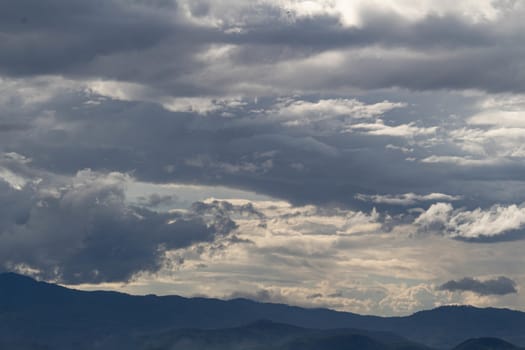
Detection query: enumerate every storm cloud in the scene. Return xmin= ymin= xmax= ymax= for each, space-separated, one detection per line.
xmin=1 ymin=0 xmax=525 ymax=94
xmin=0 ymin=170 xmax=236 ymax=284
xmin=1 ymin=1 xmax=525 ymax=210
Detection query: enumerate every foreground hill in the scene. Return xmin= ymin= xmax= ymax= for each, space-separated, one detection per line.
xmin=138 ymin=321 xmax=432 ymax=350
xmin=452 ymin=338 xmax=523 ymax=350
xmin=1 ymin=273 xmax=525 ymax=349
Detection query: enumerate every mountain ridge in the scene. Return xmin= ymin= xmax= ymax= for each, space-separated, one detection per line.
xmin=1 ymin=272 xmax=525 ymax=349
xmin=0 ymin=272 xmax=513 ymax=317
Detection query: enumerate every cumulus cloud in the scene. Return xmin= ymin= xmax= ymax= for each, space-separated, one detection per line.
xmin=438 ymin=276 xmax=518 ymax=296
xmin=272 ymin=98 xmax=406 ymax=126
xmin=415 ymin=203 xmax=525 ymax=241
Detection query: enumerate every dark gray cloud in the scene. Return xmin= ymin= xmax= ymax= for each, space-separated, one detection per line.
xmin=191 ymin=200 xmax=265 ymax=220
xmin=0 ymin=0 xmax=176 ymax=75
xmin=0 ymin=0 xmax=524 ymax=94
xmin=0 ymin=123 xmax=30 ymax=132
xmin=228 ymin=12 xmax=493 ymax=55
xmin=0 ymin=87 xmax=521 ymax=216
xmin=0 ymin=0 xmax=521 ymax=215
xmin=0 ymin=0 xmax=223 ymax=98
xmin=0 ymin=3 xmax=524 ymax=220
xmin=0 ymin=172 xmax=236 ymax=284
xmin=438 ymin=277 xmax=518 ymax=296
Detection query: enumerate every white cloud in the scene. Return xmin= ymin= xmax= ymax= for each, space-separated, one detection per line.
xmin=386 ymin=144 xmax=414 ymax=153
xmin=163 ymin=97 xmax=246 ymax=115
xmin=0 ymin=76 xmax=76 ymax=107
xmin=87 ymin=79 xmax=245 ymax=115
xmin=438 ymin=127 xmax=525 ymax=161
xmin=468 ymin=111 xmax=525 ymax=128
xmin=0 ymin=167 xmax=27 ymax=190
xmin=348 ymin=120 xmax=437 ymax=137
xmin=377 ymin=283 xmax=449 ymax=315
xmin=416 ymin=202 xmax=525 ymax=239
xmin=273 ymin=98 xmax=406 ymax=126
xmin=0 ymin=152 xmax=35 ymax=190
xmin=1 ymin=152 xmax=32 ymax=164
xmin=420 ymin=155 xmax=504 ymax=166
xmin=414 ymin=202 xmax=454 ymax=231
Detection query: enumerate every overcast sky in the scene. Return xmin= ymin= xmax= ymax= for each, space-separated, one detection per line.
xmin=1 ymin=0 xmax=525 ymax=316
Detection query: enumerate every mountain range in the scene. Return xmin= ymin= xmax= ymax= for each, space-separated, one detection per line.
xmin=1 ymin=272 xmax=524 ymax=350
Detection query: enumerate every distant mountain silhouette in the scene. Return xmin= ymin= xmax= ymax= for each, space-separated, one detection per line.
xmin=1 ymin=273 xmax=525 ymax=349
xmin=453 ymin=337 xmax=522 ymax=350
xmin=137 ymin=320 xmax=431 ymax=350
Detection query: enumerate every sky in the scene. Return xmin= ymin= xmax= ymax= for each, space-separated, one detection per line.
xmin=1 ymin=0 xmax=525 ymax=316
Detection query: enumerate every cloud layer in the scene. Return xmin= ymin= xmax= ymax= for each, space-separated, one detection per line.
xmin=0 ymin=0 xmax=524 ymax=315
